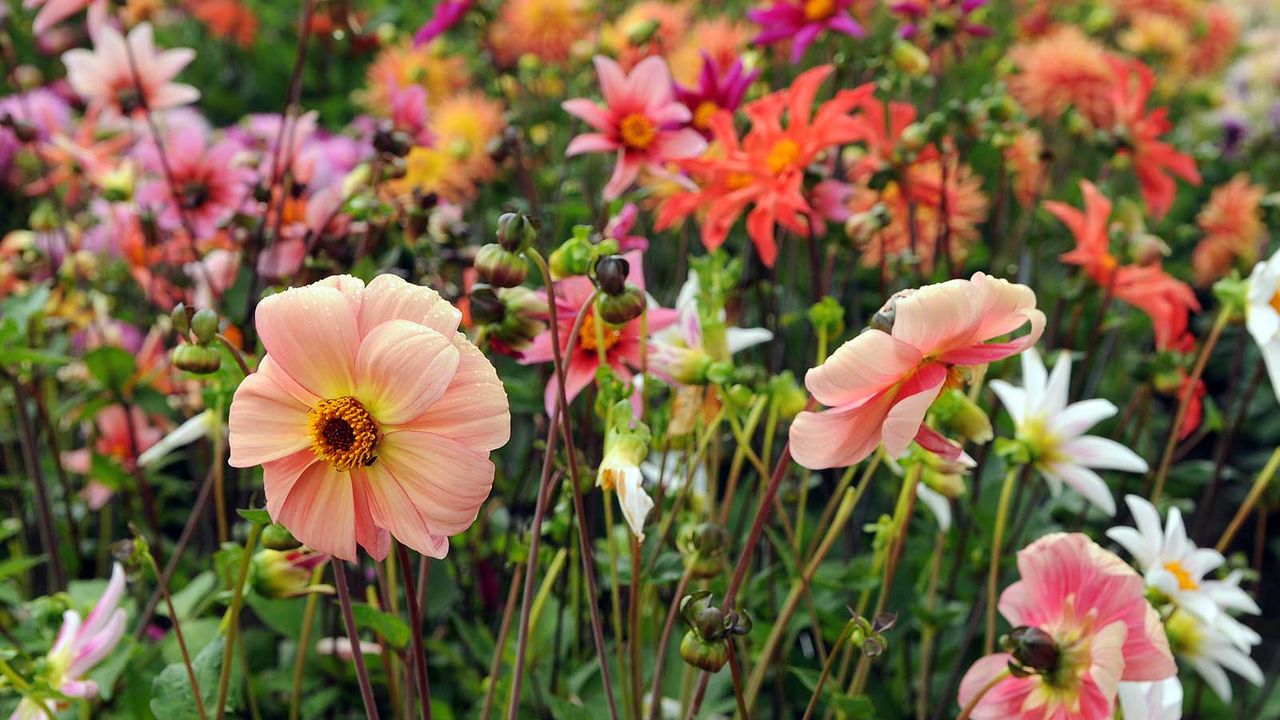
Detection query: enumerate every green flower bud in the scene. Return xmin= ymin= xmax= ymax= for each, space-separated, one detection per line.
xmin=808 ymin=296 xmax=845 ymax=339
xmin=171 ymin=303 xmax=191 ymax=334
xmin=548 ymin=226 xmax=595 ymax=279
xmin=172 ymin=344 xmax=222 ymax=374
xmin=677 ymin=523 xmax=729 ymax=579
xmin=890 ymin=40 xmax=930 ymax=77
xmin=900 ymin=122 xmax=929 ymax=152
xmin=496 ymin=212 xmax=537 ymax=253
xmin=190 ymin=308 xmax=220 ymax=345
xmin=261 ymin=523 xmax=300 ymax=551
xmin=597 ymin=286 xmax=646 ymax=324
xmin=475 ymin=243 xmax=529 ymax=288
xmin=767 ymin=371 xmax=808 ymax=420
xmin=680 ymin=631 xmax=728 ymax=672
xmin=250 ymin=549 xmax=328 ymax=599
xmin=930 ymin=388 xmax=993 ymax=444
xmin=468 ymin=284 xmax=506 ymax=325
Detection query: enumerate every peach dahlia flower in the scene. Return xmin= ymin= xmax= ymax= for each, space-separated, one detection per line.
xmin=228 ymin=274 xmax=510 ymax=562
xmin=790 ymin=273 xmax=1043 ymax=469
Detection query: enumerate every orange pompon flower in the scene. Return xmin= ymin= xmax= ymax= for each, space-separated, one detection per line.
xmin=1106 ymin=56 xmax=1201 ymax=219
xmin=1193 ymin=174 xmax=1267 ymax=286
xmin=599 ymin=1 xmax=692 ymax=71
xmin=184 ymin=0 xmax=258 ymax=48
xmin=1004 ymin=128 xmax=1049 ymax=207
xmin=1007 ymin=26 xmax=1115 ymax=126
xmin=488 ymin=0 xmax=595 ymax=67
xmin=667 ymin=18 xmax=753 ymax=87
xmin=361 ymin=41 xmax=470 ymax=114
xmin=228 ymin=274 xmax=511 ymax=561
xmin=656 ymin=65 xmax=873 ymax=267
xmin=1045 ymin=181 xmax=1200 ymax=350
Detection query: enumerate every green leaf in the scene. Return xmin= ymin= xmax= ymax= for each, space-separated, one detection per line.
xmin=84 ymin=347 xmax=136 ymax=394
xmin=165 ymin=572 xmax=218 ymax=620
xmin=236 ymin=508 xmax=271 ymax=525
xmin=0 ymin=554 xmax=45 ymax=581
xmin=829 ymin=695 xmax=876 ymax=719
xmin=350 ymin=603 xmax=411 ymax=651
xmin=1 ymin=348 xmax=71 ymax=367
xmin=545 ymin=696 xmax=593 ymax=720
xmin=150 ymin=636 xmax=239 ymax=720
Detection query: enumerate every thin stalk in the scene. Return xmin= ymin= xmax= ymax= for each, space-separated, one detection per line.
xmin=915 ymin=531 xmax=946 ymax=720
xmin=985 ymin=465 xmax=1021 ymax=655
xmin=646 ymin=565 xmax=693 ymax=720
xmin=332 ymin=558 xmax=382 ymax=720
xmin=215 ymin=523 xmax=261 ymax=720
xmin=602 ymin=494 xmax=633 ymax=718
xmin=144 ymin=542 xmax=207 ymax=720
xmin=725 ymin=640 xmax=750 ymax=720
xmin=1216 ymin=447 xmax=1280 ymax=553
xmin=7 ymin=378 xmax=64 ymax=590
xmin=288 ymin=565 xmax=326 ymax=720
xmin=479 ymin=563 xmax=524 ymax=720
xmin=800 ymin=620 xmax=858 ymax=720
xmin=1150 ymin=309 xmax=1229 ymax=502
xmin=0 ymin=657 xmax=58 ymax=720
xmin=629 ymin=536 xmax=643 ymax=720
xmin=396 ymin=544 xmax=432 ymax=720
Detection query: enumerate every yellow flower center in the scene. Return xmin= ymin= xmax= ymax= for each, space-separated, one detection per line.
xmin=1269 ymin=290 xmax=1280 ymax=315
xmin=766 ymin=138 xmax=801 ymax=174
xmin=619 ymin=113 xmax=657 ymax=150
xmin=1163 ymin=560 xmax=1199 ymax=591
xmin=579 ymin=312 xmax=622 ymax=352
xmin=308 ymin=397 xmax=379 ymax=471
xmin=693 ymin=100 xmax=720 ymax=130
xmin=727 ymin=172 xmax=755 ymax=190
xmin=803 ymin=0 xmax=837 ymax=21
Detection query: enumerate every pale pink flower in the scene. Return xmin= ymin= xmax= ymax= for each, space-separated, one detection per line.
xmin=958 ymin=533 xmax=1177 ymax=720
xmin=790 ymin=273 xmax=1044 ymax=469
xmin=22 ymin=0 xmax=107 ymax=37
xmin=518 ymin=251 xmax=678 ymax=415
xmin=228 ymin=274 xmax=510 ymax=562
xmin=61 ymin=23 xmax=199 ymax=119
xmin=11 ymin=563 xmax=127 ymax=719
xmin=562 ymin=55 xmax=707 ymax=200
xmin=135 ymin=126 xmax=252 ymax=237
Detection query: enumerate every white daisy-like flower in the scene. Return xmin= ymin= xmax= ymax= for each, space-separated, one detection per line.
xmin=1107 ymin=495 xmax=1261 ymax=625
xmin=647 ymin=271 xmax=772 ymax=385
xmin=1166 ymin=609 xmax=1264 ymax=701
xmin=1245 ymin=247 xmax=1280 ymax=403
xmin=989 ymin=347 xmax=1148 ymax=515
xmin=1118 ymin=678 xmax=1183 ymax=720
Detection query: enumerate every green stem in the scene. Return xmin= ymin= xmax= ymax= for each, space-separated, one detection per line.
xmin=985 ymin=465 xmax=1020 ymax=656
xmin=215 ymin=522 xmax=261 ymax=720
xmin=1216 ymin=446 xmax=1280 ymax=552
xmin=288 ymin=565 xmax=326 ymax=720
xmin=144 ymin=545 xmax=207 ymax=720
xmin=0 ymin=658 xmax=58 ymax=720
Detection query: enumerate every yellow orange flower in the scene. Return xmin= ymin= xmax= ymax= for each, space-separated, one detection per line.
xmin=397 ymin=93 xmax=506 ymax=202
xmin=1004 ymin=128 xmax=1048 ymax=208
xmin=599 ymin=1 xmax=692 ymax=71
xmin=1193 ymin=174 xmax=1267 ymax=285
xmin=1007 ymin=26 xmax=1115 ymax=126
xmin=667 ymin=18 xmax=753 ymax=86
xmin=361 ymin=41 xmax=470 ymax=113
xmin=489 ymin=0 xmax=595 ymax=67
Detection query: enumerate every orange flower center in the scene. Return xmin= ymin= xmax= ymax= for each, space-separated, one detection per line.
xmin=803 ymin=0 xmax=837 ymax=21
xmin=766 ymin=138 xmax=801 ymax=174
xmin=579 ymin=313 xmax=622 ymax=352
xmin=309 ymin=396 xmax=379 ymax=471
xmin=619 ymin=113 xmax=657 ymax=150
xmin=727 ymin=172 xmax=755 ymax=190
xmin=1163 ymin=561 xmax=1199 ymax=591
xmin=1270 ymin=290 xmax=1280 ymax=316
xmin=693 ymin=100 xmax=720 ymax=130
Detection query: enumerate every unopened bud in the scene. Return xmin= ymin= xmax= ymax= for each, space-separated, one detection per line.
xmin=171 ymin=303 xmax=191 ymax=334
xmin=1005 ymin=626 xmax=1060 ymax=674
xmin=495 ymin=211 xmax=536 ymax=252
xmin=594 ymin=255 xmax=630 ymax=296
xmin=890 ymin=40 xmax=930 ymax=77
xmin=190 ymin=308 xmax=219 ymax=345
xmin=171 ymin=344 xmax=222 ymax=374
xmin=261 ymin=523 xmax=300 ymax=551
xmin=597 ymin=286 xmax=646 ymax=324
xmin=680 ymin=631 xmax=728 ymax=672
xmin=474 ymin=243 xmax=529 ymax=287
xmin=931 ymin=389 xmax=993 ymax=444
xmin=468 ymin=284 xmax=506 ymax=325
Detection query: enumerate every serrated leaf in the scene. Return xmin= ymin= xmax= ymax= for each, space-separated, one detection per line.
xmin=150 ymin=636 xmax=239 ymax=719
xmin=350 ymin=603 xmax=410 ymax=651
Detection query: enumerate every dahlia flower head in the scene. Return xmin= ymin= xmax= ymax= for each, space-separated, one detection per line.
xmin=228 ymin=274 xmax=511 ymax=562
xmin=959 ymin=533 xmax=1176 ymax=720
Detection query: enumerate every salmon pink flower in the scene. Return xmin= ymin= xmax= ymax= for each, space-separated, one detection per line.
xmin=657 ymin=65 xmax=872 ymax=267
xmin=1045 ymin=181 xmax=1200 ymax=350
xmin=11 ymin=563 xmax=128 ymax=719
xmin=228 ymin=274 xmax=511 ymax=562
xmin=958 ymin=533 xmax=1177 ymax=720
xmin=61 ymin=23 xmax=200 ymax=119
xmin=790 ymin=272 xmax=1044 ymax=469
xmin=519 ymin=251 xmax=678 ymax=414
xmin=1105 ymin=57 xmax=1201 ymax=219
xmin=562 ymin=55 xmax=707 ymax=200
xmin=134 ymin=126 xmax=252 ymax=237
xmin=62 ymin=405 xmax=162 ymax=510
xmin=747 ymin=0 xmax=864 ymax=64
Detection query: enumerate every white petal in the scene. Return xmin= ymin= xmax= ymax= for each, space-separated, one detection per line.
xmin=1124 ymin=494 xmax=1167 ymax=554
xmin=1049 ymin=398 xmax=1117 ymax=438
xmin=916 ymin=484 xmax=951 ymax=532
xmin=1048 ymin=462 xmax=1116 ymax=515
xmin=1106 ymin=526 xmax=1159 ymax=569
xmin=989 ymin=380 xmax=1028 ymax=426
xmin=1041 ymin=350 xmax=1072 ymax=418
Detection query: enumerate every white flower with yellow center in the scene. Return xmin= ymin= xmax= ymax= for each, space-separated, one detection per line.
xmin=1118 ymin=678 xmax=1183 ymax=720
xmin=1165 ymin=608 xmax=1263 ymax=701
xmin=1245 ymin=247 xmax=1280 ymax=403
xmin=989 ymin=348 xmax=1147 ymax=516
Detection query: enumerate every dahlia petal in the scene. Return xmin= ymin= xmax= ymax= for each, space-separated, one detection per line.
xmin=566 ymin=133 xmax=620 ymax=156
xmin=398 ymin=337 xmax=511 ymax=451
xmin=227 ymin=370 xmax=313 ymax=467
xmin=628 ymin=55 xmax=675 ymax=110
xmin=593 ymin=55 xmax=629 ymax=109
xmin=376 ymin=430 xmax=495 ymax=536
xmin=561 ymin=99 xmax=612 ymax=132
xmin=804 ymin=329 xmax=922 ymax=408
xmin=790 ymin=390 xmax=897 ymax=470
xmin=357 ymin=464 xmax=449 ymax=558
xmin=881 ymin=364 xmax=947 ymax=458
xmin=1060 ymin=436 xmax=1148 ymax=473
xmin=351 ymin=471 xmax=390 ymax=560
xmin=544 ymin=354 xmax=598 ymax=417
xmin=988 ymin=380 xmax=1027 ymax=426
xmin=262 ymin=449 xmax=319 ymax=520
xmin=1047 ymin=461 xmax=1117 ymax=516
xmin=653 ymin=129 xmax=708 ymax=160
xmin=256 ymin=285 xmax=360 ymax=399
xmin=1050 ymin=398 xmax=1118 ymax=439
xmin=358 ymin=273 xmax=462 ymax=338
xmin=276 ymin=460 xmax=358 ymax=561
xmin=957 ymin=654 xmax=1031 ymax=719
xmin=355 ymin=320 xmax=459 ymax=426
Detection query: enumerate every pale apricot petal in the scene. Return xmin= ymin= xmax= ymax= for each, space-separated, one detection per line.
xmin=376 ymin=430 xmax=495 ymax=536
xmin=275 ymin=460 xmax=358 ymax=561
xmin=351 ymin=473 xmax=390 ymax=560
xmin=256 ymin=284 xmax=360 ymax=399
xmin=354 ymin=320 xmax=459 ymax=426
xmin=789 ymin=390 xmax=898 ymax=470
xmin=256 ymin=354 xmax=319 ymax=408
xmin=358 ymin=464 xmax=451 ymax=559
xmin=262 ymin=449 xmax=318 ymax=520
xmin=967 ymin=272 xmax=1043 ymax=343
xmin=890 ymin=278 xmax=981 ymax=356
xmin=398 ymin=338 xmax=511 ymax=451
xmin=880 ymin=364 xmax=947 ymax=458
xmin=804 ymin=329 xmax=922 ymax=407
xmin=227 ymin=370 xmax=312 ymax=467
xmin=357 ymin=273 xmax=461 ymax=338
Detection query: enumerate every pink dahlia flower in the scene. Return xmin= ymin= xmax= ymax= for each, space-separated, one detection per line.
xmin=228 ymin=274 xmax=511 ymax=562
xmin=790 ymin=272 xmax=1044 ymax=469
xmin=61 ymin=23 xmax=199 ymax=119
xmin=563 ymin=55 xmax=707 ymax=200
xmin=747 ymin=0 xmax=865 ymax=64
xmin=958 ymin=533 xmax=1177 ymax=720
xmin=134 ymin=126 xmax=252 ymax=237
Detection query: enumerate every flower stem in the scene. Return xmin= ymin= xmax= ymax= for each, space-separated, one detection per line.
xmin=215 ymin=522 xmax=260 ymax=720
xmin=799 ymin=618 xmax=859 ymax=720
xmin=144 ymin=543 xmax=207 ymax=720
xmin=985 ymin=465 xmax=1020 ymax=655
xmin=288 ymin=565 xmax=326 ymax=720
xmin=396 ymin=543 xmax=432 ymax=720
xmin=645 ymin=564 xmax=693 ymax=720
xmin=332 ymin=558 xmax=382 ymax=720
xmin=1150 ymin=308 xmax=1230 ymax=502
xmin=479 ymin=563 xmax=523 ymax=720
xmin=1216 ymin=446 xmax=1280 ymax=552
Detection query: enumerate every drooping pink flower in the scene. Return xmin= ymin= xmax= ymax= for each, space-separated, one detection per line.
xmin=412 ymin=0 xmax=474 ymax=46
xmin=789 ymin=273 xmax=1044 ymax=469
xmin=747 ymin=0 xmax=864 ymax=64
xmin=9 ymin=562 xmax=128 ymax=719
xmin=957 ymin=533 xmax=1177 ymax=720
xmin=562 ymin=55 xmax=707 ymax=200
xmin=61 ymin=23 xmax=200 ymax=118
xmin=22 ymin=0 xmax=108 ymax=37
xmin=134 ymin=126 xmax=252 ymax=237
xmin=228 ymin=274 xmax=511 ymax=562
xmin=518 ymin=251 xmax=678 ymax=415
